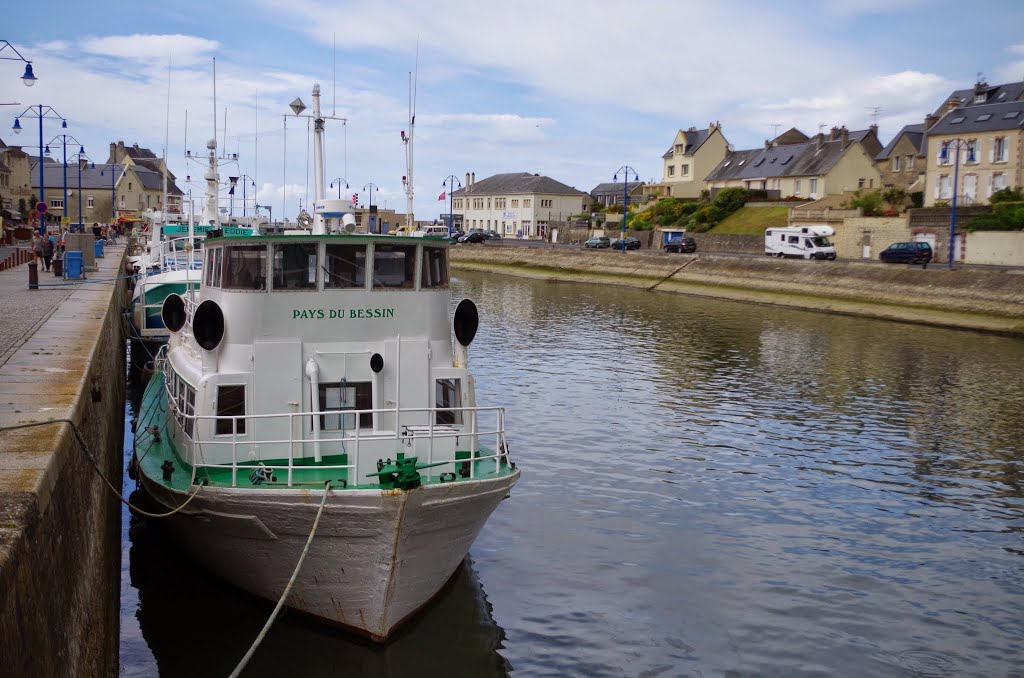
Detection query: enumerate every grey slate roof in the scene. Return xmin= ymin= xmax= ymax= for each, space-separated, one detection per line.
xmin=591 ymin=181 xmax=644 ymax=195
xmin=705 ymin=137 xmax=858 ymax=182
xmin=927 ymin=100 xmax=1024 ymax=136
xmin=934 ymin=80 xmax=1024 ymax=115
xmin=662 ymin=127 xmax=713 ymax=158
xmin=452 ymin=172 xmax=587 ymax=197
xmin=132 ymin=156 xmax=177 ymax=181
xmin=876 ymin=123 xmax=925 ymax=160
xmin=27 ymin=163 xmax=183 ymax=196
xmin=772 ymin=128 xmax=810 ymax=145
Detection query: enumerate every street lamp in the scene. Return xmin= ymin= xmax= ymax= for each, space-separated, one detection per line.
xmin=441 ymin=175 xmax=462 ymax=236
xmin=938 ymin=138 xmax=976 ymax=269
xmin=47 ymin=133 xmax=83 ymax=227
xmin=613 ymin=165 xmax=639 ymax=254
xmin=330 ymin=177 xmax=348 ymax=199
xmin=0 ymin=40 xmax=36 ymax=86
xmin=12 ymin=104 xmax=66 ymax=234
xmin=69 ymin=150 xmax=91 ymax=231
xmin=99 ymin=163 xmax=121 ymax=228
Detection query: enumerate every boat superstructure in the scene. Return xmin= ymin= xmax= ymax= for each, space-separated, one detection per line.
xmin=134 ymin=82 xmax=518 ymax=641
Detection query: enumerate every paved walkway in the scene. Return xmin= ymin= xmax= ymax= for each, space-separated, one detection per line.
xmin=0 ymin=246 xmax=126 ymax=367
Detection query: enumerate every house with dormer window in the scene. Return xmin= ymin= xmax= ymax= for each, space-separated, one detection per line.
xmin=704 ymin=126 xmax=882 ymax=199
xmin=922 ymin=78 xmax=1024 ymax=206
xmin=648 ymin=123 xmax=729 ymax=198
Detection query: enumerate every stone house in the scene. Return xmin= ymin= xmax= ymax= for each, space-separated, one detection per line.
xmin=648 ymin=123 xmax=729 ymax=198
xmin=704 ymin=126 xmax=882 ymax=199
xmin=876 ymin=124 xmax=926 ymax=192
xmin=106 ymin=140 xmax=183 ymax=215
xmin=0 ymin=138 xmax=33 ymax=221
xmin=922 ymin=79 xmax=1024 ymax=206
xmin=451 ymin=172 xmax=592 ymax=239
xmin=590 ymin=181 xmax=645 ymax=208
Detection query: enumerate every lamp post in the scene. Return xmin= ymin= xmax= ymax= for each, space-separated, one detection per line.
xmin=99 ymin=163 xmax=120 ymax=229
xmin=441 ymin=175 xmax=462 ymax=237
xmin=0 ymin=40 xmax=37 ymax=88
xmin=47 ymin=133 xmax=83 ymax=227
xmin=69 ymin=150 xmax=91 ymax=231
xmin=330 ymin=177 xmax=348 ymax=200
xmin=12 ymin=104 xmax=66 ymax=234
xmin=613 ymin=165 xmax=639 ymax=254
xmin=938 ymin=138 xmax=976 ymax=269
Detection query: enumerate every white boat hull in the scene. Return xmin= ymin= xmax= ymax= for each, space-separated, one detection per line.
xmin=139 ymin=468 xmax=518 ymax=640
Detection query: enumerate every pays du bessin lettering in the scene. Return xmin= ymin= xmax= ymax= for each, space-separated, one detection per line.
xmin=292 ymin=308 xmax=396 ymax=320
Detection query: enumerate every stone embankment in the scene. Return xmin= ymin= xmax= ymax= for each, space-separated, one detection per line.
xmin=0 ymin=250 xmax=128 ymax=676
xmin=450 ymin=246 xmax=1024 ymax=336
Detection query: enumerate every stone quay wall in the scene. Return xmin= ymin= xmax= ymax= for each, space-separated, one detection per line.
xmin=0 ymin=249 xmax=129 ymax=676
xmin=450 ymin=245 xmax=1024 ymax=336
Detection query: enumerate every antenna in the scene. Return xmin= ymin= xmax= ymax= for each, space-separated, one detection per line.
xmin=332 ymin=32 xmax=336 ymax=116
xmin=866 ymin=106 xmax=882 ymax=127
xmin=817 ymin=122 xmax=827 ymax=134
xmin=213 ymin=58 xmax=217 ymax=151
xmin=769 ymin=122 xmax=781 ymax=138
xmin=255 ymin=89 xmax=259 ymax=204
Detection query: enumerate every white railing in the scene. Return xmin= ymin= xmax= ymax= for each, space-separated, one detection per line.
xmin=156 ymin=357 xmax=509 ymax=489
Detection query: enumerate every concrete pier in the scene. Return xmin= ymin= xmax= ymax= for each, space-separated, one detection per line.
xmin=0 ymin=246 xmax=129 ymax=676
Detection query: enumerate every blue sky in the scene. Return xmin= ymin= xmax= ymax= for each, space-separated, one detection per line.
xmin=4 ymin=0 xmax=1023 ymax=221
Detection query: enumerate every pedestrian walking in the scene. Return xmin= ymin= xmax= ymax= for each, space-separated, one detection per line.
xmin=92 ymin=222 xmax=102 ymax=240
xmin=31 ymin=232 xmax=44 ymax=265
xmin=42 ymin=235 xmax=54 ymax=271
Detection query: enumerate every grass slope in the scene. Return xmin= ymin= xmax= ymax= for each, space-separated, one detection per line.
xmin=710 ymin=205 xmax=790 ymax=235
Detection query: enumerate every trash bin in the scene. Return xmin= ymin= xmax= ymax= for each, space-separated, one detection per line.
xmin=65 ymin=251 xmax=84 ymax=279
xmin=52 ymin=257 xmax=63 ymax=277
xmin=94 ymin=239 xmax=104 ymax=259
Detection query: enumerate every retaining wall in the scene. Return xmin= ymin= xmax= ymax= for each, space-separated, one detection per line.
xmin=450 ymin=246 xmax=1024 ymax=335
xmin=0 ymin=250 xmax=128 ymax=676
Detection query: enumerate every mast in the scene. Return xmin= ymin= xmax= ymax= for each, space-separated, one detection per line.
xmin=403 ymin=69 xmax=416 ymax=231
xmin=201 ymin=58 xmax=221 ymax=226
xmin=311 ymin=84 xmax=326 ymax=235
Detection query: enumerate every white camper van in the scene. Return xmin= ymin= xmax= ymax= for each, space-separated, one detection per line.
xmin=765 ymin=225 xmax=837 ymax=260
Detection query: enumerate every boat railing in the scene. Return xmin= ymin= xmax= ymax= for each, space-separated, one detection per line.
xmin=156 ymin=361 xmax=508 ymax=488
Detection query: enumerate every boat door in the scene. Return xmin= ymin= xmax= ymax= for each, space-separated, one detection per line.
xmin=253 ymin=341 xmax=303 ymax=460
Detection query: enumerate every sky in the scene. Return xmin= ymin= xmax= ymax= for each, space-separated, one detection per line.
xmin=3 ymin=0 xmax=1024 ymax=222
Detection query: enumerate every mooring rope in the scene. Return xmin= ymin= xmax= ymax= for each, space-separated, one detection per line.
xmin=228 ymin=480 xmax=332 ymax=678
xmin=0 ymin=418 xmax=204 ymax=518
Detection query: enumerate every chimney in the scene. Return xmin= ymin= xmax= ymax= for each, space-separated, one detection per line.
xmin=687 ymin=126 xmax=696 ymax=132
xmin=946 ymin=97 xmax=959 ymax=113
xmin=765 ymin=139 xmax=772 ymax=149
xmin=869 ymin=123 xmax=878 ymax=136
xmin=471 ymin=172 xmax=475 ymax=187
xmin=109 ymin=142 xmax=116 ymax=158
xmin=924 ymin=113 xmax=939 ymax=131
xmin=829 ymin=126 xmax=840 ymax=141
xmin=465 ymin=173 xmax=470 ymax=191
xmin=815 ymin=133 xmax=825 ymax=150
xmin=840 ymin=127 xmax=849 ymax=146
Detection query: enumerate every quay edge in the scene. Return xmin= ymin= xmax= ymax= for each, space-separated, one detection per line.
xmin=449 ymin=246 xmax=1024 ymax=337
xmin=0 ymin=249 xmax=129 ymax=676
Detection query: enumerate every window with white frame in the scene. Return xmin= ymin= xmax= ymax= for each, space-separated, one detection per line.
xmin=993 ymin=137 xmax=1008 ymax=162
xmin=938 ymin=174 xmax=952 ymax=199
xmin=892 ymin=156 xmax=901 ymax=172
xmin=50 ymin=199 xmax=64 ymax=209
xmin=87 ymin=195 xmax=94 ymax=208
xmin=991 ymin=172 xmax=1006 ymax=195
xmin=966 ymin=139 xmax=979 ymax=163
xmin=682 ymin=164 xmax=690 ymax=176
xmin=667 ymin=165 xmax=675 ymax=177
xmin=511 ymin=199 xmax=519 ymax=208
xmin=794 ymin=179 xmax=802 ymax=195
xmin=523 ymin=199 xmax=531 ymax=208
xmin=939 ymin=141 xmax=951 ymax=165
xmin=906 ymin=155 xmax=915 ymax=170
xmin=541 ymin=199 xmax=552 ymax=208
xmin=809 ymin=178 xmax=818 ymax=197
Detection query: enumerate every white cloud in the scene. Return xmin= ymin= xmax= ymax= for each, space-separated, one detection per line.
xmin=80 ymin=34 xmax=220 ymax=64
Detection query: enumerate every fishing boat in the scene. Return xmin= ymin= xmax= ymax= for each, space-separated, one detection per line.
xmin=133 ymin=84 xmax=519 ymax=641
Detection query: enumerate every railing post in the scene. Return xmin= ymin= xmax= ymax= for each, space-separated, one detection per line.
xmin=231 ymin=421 xmax=238 ymax=487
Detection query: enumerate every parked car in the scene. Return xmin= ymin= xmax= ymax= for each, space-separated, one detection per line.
xmin=611 ymin=237 xmax=641 ymax=250
xmin=879 ymin=241 xmax=932 ymax=264
xmin=448 ymin=230 xmax=466 ymax=243
xmin=585 ymin=236 xmax=611 ymax=249
xmin=458 ymin=231 xmax=488 ymax=244
xmin=486 ymin=230 xmax=502 ymax=240
xmin=663 ymin=236 xmax=697 ymax=253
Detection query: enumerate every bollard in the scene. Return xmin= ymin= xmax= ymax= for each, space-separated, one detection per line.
xmin=28 ymin=261 xmax=38 ymax=290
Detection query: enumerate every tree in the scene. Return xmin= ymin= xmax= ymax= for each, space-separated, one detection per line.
xmin=990 ymin=187 xmax=1024 ymax=203
xmin=844 ymin=189 xmax=884 ymax=216
xmin=881 ymin=188 xmax=908 ymax=212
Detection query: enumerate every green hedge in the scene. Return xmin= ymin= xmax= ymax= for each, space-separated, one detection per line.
xmin=965 ymin=202 xmax=1024 ymax=232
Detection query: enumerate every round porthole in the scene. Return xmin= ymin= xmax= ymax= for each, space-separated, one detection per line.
xmin=192 ymin=300 xmax=225 ymax=351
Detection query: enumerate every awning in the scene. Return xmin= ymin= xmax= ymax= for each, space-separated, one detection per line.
xmin=1 ymin=209 xmax=21 ymax=219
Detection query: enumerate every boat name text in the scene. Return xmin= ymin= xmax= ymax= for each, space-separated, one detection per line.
xmin=292 ymin=308 xmax=396 ymax=320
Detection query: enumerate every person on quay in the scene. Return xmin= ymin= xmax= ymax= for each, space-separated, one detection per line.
xmin=42 ymin=233 xmax=54 ymax=272
xmin=92 ymin=222 xmax=102 ymax=240
xmin=31 ymin=231 xmax=44 ymax=266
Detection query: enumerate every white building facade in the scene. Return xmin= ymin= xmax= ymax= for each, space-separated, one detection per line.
xmin=451 ymin=172 xmax=591 ymax=239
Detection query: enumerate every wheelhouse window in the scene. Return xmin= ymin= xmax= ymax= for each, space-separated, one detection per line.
xmin=421 ymin=247 xmax=448 ymax=289
xmin=319 ymin=382 xmax=372 ymax=430
xmin=435 ymin=378 xmax=463 ymax=425
xmin=216 ymin=385 xmax=246 ymax=435
xmin=273 ymin=242 xmax=317 ymax=290
xmin=372 ymin=244 xmax=416 ymax=289
xmin=324 ymin=243 xmax=367 ymax=288
xmin=205 ymin=247 xmax=221 ymax=287
xmin=223 ymin=245 xmax=267 ymax=290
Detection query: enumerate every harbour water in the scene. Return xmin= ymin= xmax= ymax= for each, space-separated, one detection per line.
xmin=119 ymin=270 xmax=1024 ymax=676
